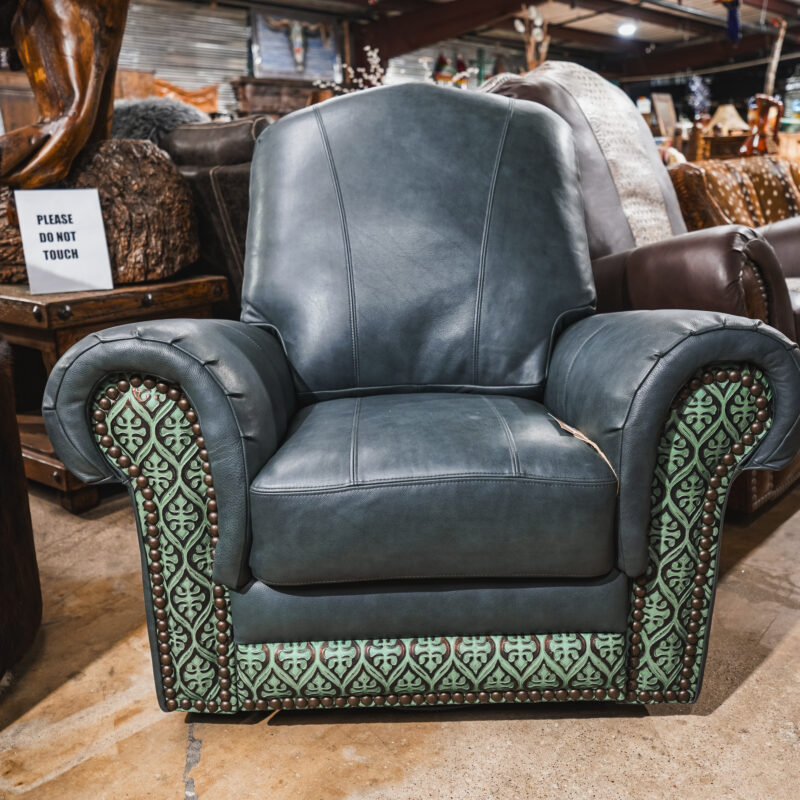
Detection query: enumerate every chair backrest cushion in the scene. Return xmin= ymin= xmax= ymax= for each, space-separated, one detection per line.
xmin=486 ymin=62 xmax=687 ymax=259
xmin=241 ymin=83 xmax=595 ymax=401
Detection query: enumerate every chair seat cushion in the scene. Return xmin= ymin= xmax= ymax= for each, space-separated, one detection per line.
xmin=249 ymin=393 xmax=618 ymax=585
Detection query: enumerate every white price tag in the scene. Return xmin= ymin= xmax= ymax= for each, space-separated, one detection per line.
xmin=14 ymin=188 xmax=113 ymax=295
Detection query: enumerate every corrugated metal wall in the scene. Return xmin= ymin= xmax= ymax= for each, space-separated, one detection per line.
xmin=118 ymin=0 xmax=250 ymax=113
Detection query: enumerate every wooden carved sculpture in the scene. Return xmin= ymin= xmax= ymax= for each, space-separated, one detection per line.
xmin=740 ymin=17 xmax=787 ymax=156
xmin=0 ymin=0 xmax=130 ymax=189
xmin=0 ymin=0 xmax=199 ymax=285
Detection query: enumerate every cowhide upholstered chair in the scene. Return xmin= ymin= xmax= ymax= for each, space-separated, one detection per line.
xmin=43 ymin=84 xmax=800 ymax=715
xmin=487 ymin=62 xmax=800 ymax=512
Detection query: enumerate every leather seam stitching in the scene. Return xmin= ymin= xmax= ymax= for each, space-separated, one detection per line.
xmin=259 ymin=569 xmax=614 ymax=585
xmin=350 ymin=397 xmax=360 ymax=485
xmin=297 ymin=381 xmax=546 ymax=398
xmin=480 ymin=395 xmax=519 ymax=475
xmin=472 ymin=98 xmax=514 ymax=385
xmin=314 ymin=106 xmax=360 ymax=385
xmin=251 ymin=475 xmax=619 ymax=494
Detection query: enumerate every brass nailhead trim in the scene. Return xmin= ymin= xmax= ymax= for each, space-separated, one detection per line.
xmin=629 ymin=367 xmax=770 ymax=703
xmin=242 ymin=685 xmax=620 ymax=710
xmin=94 ymin=375 xmax=231 ymax=713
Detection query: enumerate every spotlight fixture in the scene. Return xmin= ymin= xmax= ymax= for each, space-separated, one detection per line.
xmin=617 ymin=21 xmax=637 ymax=37
xmin=513 ymin=17 xmax=526 ymax=33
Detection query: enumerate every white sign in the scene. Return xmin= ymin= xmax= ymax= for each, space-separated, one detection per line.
xmin=15 ymin=188 xmax=113 ymax=295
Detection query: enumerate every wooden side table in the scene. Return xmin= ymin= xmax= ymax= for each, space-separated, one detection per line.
xmin=0 ymin=275 xmax=229 ymax=512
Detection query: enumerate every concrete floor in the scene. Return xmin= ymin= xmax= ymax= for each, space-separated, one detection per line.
xmin=1 ymin=482 xmax=800 ymax=800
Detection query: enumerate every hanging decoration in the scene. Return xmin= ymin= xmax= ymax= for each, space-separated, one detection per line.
xmin=516 ymin=5 xmax=550 ymax=71
xmin=267 ymin=17 xmax=332 ymax=73
xmin=715 ymin=0 xmax=742 ymax=43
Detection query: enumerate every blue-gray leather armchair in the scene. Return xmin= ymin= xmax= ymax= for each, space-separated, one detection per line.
xmin=43 ymin=84 xmax=800 ymax=714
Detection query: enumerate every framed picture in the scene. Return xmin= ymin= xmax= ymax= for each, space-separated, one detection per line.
xmin=652 ymin=92 xmax=677 ymax=138
xmin=251 ymin=8 xmax=341 ymax=81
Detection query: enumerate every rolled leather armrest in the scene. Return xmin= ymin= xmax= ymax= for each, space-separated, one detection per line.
xmin=544 ymin=309 xmax=800 ymax=576
xmin=161 ymin=116 xmax=271 ymax=167
xmin=43 ymin=318 xmax=296 ymax=588
xmin=758 ymin=217 xmax=800 ymax=280
xmin=592 ymin=226 xmax=796 ymax=340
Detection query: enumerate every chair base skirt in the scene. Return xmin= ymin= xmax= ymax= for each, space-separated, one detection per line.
xmin=233 ymin=632 xmax=628 ymax=711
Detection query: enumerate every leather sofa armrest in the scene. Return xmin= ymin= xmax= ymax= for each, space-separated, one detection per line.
xmin=544 ymin=310 xmax=800 ymax=576
xmin=43 ymin=318 xmax=296 ymax=588
xmin=592 ymin=226 xmax=796 ymax=340
xmin=758 ymin=217 xmax=800 ymax=280
xmin=161 ymin=116 xmax=272 ymax=167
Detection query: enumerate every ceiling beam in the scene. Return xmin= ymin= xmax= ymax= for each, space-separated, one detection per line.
xmin=741 ymin=0 xmax=800 ymax=18
xmin=355 ymin=0 xmax=524 ymax=60
xmin=552 ymin=0 xmax=724 ymax=37
xmin=487 ymin=18 xmax=645 ymax=53
xmin=342 ymin=0 xmax=432 ymax=13
xmin=640 ymin=0 xmax=762 ymax=30
xmin=617 ymin=30 xmax=779 ymax=76
xmin=549 ymin=23 xmax=647 ymax=51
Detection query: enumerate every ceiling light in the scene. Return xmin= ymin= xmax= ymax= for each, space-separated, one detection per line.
xmin=513 ymin=18 xmax=526 ymax=34
xmin=617 ymin=21 xmax=637 ymax=37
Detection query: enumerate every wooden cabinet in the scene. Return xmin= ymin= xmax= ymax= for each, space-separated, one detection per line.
xmin=231 ymin=76 xmax=317 ymax=117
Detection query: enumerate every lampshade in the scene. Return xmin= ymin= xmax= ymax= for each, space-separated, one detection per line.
xmin=709 ymin=104 xmax=749 ymax=135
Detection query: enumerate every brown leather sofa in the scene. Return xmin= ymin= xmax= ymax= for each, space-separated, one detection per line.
xmin=160 ymin=116 xmax=272 ymax=304
xmin=486 ymin=62 xmax=800 ymax=511
xmin=670 ymin=156 xmax=800 ymax=326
